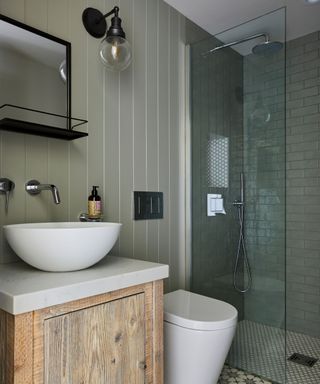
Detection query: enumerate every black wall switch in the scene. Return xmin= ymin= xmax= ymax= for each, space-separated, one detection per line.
xmin=134 ymin=191 xmax=163 ymax=220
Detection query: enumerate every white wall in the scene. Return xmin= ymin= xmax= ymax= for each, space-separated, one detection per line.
xmin=0 ymin=0 xmax=187 ymax=292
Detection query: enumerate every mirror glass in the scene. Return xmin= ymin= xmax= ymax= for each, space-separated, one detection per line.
xmin=0 ymin=14 xmax=70 ymax=130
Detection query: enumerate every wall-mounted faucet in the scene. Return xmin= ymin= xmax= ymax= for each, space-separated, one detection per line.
xmin=25 ymin=180 xmax=61 ymax=204
xmin=0 ymin=178 xmax=15 ymax=212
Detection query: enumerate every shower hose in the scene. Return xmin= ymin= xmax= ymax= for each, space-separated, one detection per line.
xmin=233 ymin=201 xmax=252 ymax=293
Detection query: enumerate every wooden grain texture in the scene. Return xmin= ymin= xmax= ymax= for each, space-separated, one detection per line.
xmin=143 ymin=282 xmax=154 ymax=384
xmin=153 ymin=280 xmax=164 ymax=384
xmin=44 ymin=294 xmax=145 ymax=383
xmin=13 ymin=312 xmax=34 ymax=384
xmin=0 ymin=309 xmax=33 ymax=384
xmin=33 ymin=282 xmax=161 ymax=384
xmin=0 ymin=309 xmax=14 ymax=384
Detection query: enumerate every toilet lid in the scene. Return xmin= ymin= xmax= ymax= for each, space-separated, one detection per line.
xmin=164 ymin=290 xmax=237 ymax=331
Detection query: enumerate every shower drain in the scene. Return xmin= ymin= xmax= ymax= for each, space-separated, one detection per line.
xmin=288 ymin=353 xmax=318 ymax=367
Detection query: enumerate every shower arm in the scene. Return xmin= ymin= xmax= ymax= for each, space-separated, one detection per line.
xmin=202 ymin=32 xmax=269 ymax=57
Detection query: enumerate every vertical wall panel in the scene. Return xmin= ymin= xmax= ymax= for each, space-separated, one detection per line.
xmin=158 ymin=0 xmax=171 ymax=290
xmin=104 ymin=0 xmax=120 ymax=254
xmin=118 ymin=0 xmax=134 ymax=258
xmin=24 ymin=0 xmax=50 ymax=223
xmin=47 ymin=0 xmax=67 ymax=39
xmin=0 ymin=133 xmax=25 ymax=263
xmin=133 ymin=0 xmax=147 ymax=260
xmin=169 ymin=8 xmax=180 ymax=291
xmin=68 ymin=0 xmax=88 ymax=220
xmin=0 ymin=0 xmax=24 ymax=20
xmin=25 ymin=136 xmax=50 ymax=222
xmin=146 ymin=0 xmax=159 ymax=262
xmin=87 ymin=0 xmax=104 ymax=190
xmin=25 ymin=0 xmax=48 ymax=29
xmin=46 ymin=0 xmax=70 ymax=221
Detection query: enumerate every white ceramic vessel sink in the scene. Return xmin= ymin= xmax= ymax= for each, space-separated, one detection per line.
xmin=4 ymin=222 xmax=122 ymax=272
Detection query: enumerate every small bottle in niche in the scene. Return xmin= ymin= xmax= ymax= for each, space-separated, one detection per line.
xmin=88 ymin=186 xmax=102 ymax=219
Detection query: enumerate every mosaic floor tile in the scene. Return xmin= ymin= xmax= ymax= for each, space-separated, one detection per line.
xmin=218 ymin=365 xmax=273 ymax=384
xmin=226 ymin=320 xmax=320 ymax=384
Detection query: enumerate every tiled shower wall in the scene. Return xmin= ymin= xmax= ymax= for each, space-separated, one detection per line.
xmin=190 ymin=37 xmax=245 ymax=318
xmin=241 ymin=30 xmax=320 ymax=337
xmin=243 ymin=46 xmax=286 ymax=328
xmin=286 ymin=31 xmax=320 ymax=338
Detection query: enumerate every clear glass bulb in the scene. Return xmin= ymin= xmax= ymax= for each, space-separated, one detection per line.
xmin=99 ymin=36 xmax=132 ymax=72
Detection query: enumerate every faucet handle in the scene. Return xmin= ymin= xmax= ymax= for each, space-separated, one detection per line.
xmin=25 ymin=179 xmax=41 ymax=195
xmin=0 ymin=178 xmax=15 ymax=213
xmin=0 ymin=178 xmax=15 ymax=191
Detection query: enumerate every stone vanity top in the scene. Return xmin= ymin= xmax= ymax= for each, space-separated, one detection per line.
xmin=0 ymin=256 xmax=169 ymax=315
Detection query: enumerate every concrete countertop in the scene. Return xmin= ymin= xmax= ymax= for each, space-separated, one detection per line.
xmin=0 ymin=256 xmax=169 ymax=315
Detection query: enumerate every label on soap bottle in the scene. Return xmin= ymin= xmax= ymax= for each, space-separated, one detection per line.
xmin=88 ymin=201 xmax=101 ymax=218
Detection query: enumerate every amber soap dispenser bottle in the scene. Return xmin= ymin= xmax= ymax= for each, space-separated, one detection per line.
xmin=88 ymin=186 xmax=102 ymax=219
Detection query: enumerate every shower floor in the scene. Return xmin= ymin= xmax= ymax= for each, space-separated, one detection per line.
xmin=226 ymin=320 xmax=320 ymax=384
xmin=218 ymin=365 xmax=273 ymax=383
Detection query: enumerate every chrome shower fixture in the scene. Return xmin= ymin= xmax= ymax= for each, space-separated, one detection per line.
xmin=202 ymin=32 xmax=283 ymax=57
xmin=232 ymin=172 xmax=252 ymax=293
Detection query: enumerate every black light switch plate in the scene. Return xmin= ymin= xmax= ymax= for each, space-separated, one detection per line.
xmin=134 ymin=191 xmax=163 ymax=220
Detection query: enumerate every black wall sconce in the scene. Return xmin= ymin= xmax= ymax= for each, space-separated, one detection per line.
xmin=82 ymin=6 xmax=132 ymax=72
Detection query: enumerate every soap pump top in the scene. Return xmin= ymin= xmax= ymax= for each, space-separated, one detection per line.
xmin=90 ymin=186 xmax=99 ymax=199
xmin=88 ymin=185 xmax=102 ymax=219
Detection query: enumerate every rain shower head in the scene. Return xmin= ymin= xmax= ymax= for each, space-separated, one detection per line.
xmin=252 ymin=35 xmax=283 ymax=54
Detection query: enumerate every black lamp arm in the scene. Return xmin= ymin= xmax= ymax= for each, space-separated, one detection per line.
xmin=101 ymin=6 xmax=119 ymax=20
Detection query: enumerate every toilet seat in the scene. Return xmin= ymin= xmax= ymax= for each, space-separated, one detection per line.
xmin=164 ymin=290 xmax=237 ymax=331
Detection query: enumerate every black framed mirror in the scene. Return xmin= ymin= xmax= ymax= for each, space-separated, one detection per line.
xmin=0 ymin=14 xmax=87 ymax=140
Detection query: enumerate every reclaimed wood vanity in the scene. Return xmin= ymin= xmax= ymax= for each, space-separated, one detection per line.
xmin=0 ymin=256 xmax=168 ymax=384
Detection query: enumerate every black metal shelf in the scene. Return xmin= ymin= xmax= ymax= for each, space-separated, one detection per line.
xmin=0 ymin=104 xmax=88 ymax=141
xmin=0 ymin=118 xmax=88 ymax=140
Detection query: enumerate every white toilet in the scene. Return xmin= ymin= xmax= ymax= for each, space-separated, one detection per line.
xmin=164 ymin=289 xmax=237 ymax=384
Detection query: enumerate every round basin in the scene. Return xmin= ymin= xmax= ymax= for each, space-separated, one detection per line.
xmin=3 ymin=222 xmax=122 ymax=272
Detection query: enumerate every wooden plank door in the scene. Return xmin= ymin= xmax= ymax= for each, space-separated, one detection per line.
xmin=44 ymin=293 xmax=146 ymax=384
